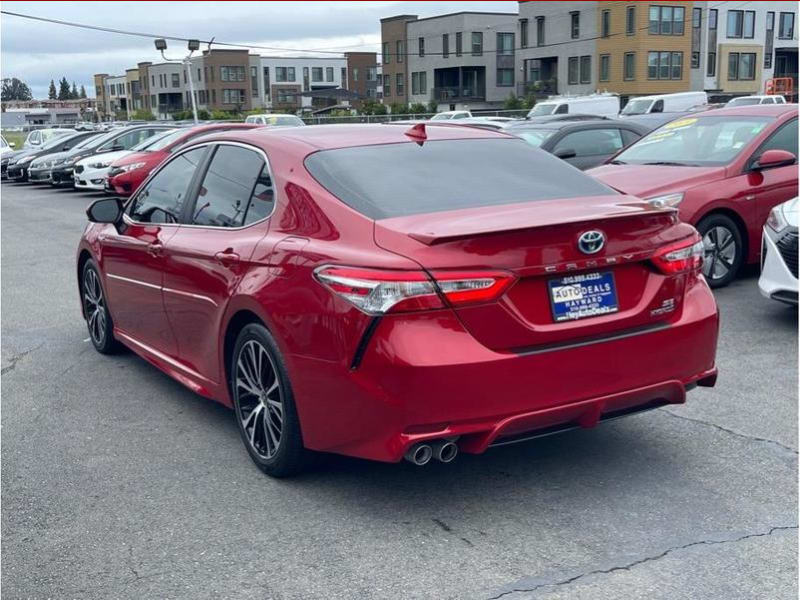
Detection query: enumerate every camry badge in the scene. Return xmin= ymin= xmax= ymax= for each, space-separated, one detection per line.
xmin=577 ymin=230 xmax=605 ymax=255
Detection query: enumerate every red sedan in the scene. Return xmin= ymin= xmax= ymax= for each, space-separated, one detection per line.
xmin=590 ymin=104 xmax=798 ymax=287
xmin=77 ymin=124 xmax=719 ymax=477
xmin=106 ymin=123 xmax=261 ymax=196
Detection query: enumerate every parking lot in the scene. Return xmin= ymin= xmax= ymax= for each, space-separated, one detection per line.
xmin=1 ymin=181 xmax=797 ymax=599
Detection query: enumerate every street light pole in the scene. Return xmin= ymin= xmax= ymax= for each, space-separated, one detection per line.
xmin=154 ymin=38 xmax=200 ymax=124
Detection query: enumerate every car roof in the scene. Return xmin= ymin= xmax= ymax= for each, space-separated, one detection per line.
xmin=508 ymin=118 xmax=642 ymax=131
xmin=693 ymin=104 xmax=796 ymax=117
xmin=190 ymin=123 xmax=508 ymax=152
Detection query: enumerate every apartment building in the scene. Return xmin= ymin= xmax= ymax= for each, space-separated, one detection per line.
xmin=345 ymin=52 xmax=380 ymax=104
xmin=258 ymin=56 xmax=346 ymax=111
xmin=103 ymin=74 xmax=128 ymax=118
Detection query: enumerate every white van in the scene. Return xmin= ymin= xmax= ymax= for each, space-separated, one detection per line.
xmin=527 ymin=94 xmax=620 ymax=118
xmin=726 ymin=95 xmax=787 ymax=107
xmin=620 ymin=91 xmax=708 ymax=116
xmin=244 ymin=114 xmax=305 ymax=127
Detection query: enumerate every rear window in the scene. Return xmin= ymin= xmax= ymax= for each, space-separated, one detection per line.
xmin=304 ymin=138 xmax=614 ymax=219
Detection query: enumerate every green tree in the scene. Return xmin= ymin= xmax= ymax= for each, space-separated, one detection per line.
xmin=131 ymin=109 xmax=156 ymax=121
xmin=389 ymin=102 xmax=409 ymax=115
xmin=57 ymin=77 xmax=71 ymax=100
xmin=408 ymin=102 xmax=428 ymax=115
xmin=1 ymin=78 xmax=33 ymax=101
xmin=79 ymin=85 xmax=87 ymax=99
xmin=48 ymin=79 xmax=57 ymax=99
xmin=427 ymin=100 xmax=438 ymax=113
xmin=70 ymin=82 xmax=78 ymax=99
xmin=503 ymin=93 xmax=522 ymax=110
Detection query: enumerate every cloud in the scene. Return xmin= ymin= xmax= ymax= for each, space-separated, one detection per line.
xmin=2 ymin=1 xmax=517 ymax=97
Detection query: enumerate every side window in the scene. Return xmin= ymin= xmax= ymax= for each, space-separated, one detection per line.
xmin=555 ymin=104 xmax=569 ymax=114
xmin=30 ymin=132 xmax=40 ymax=145
xmin=620 ymin=128 xmax=642 ymax=146
xmin=554 ymin=129 xmax=624 ymax=157
xmin=129 ymin=147 xmax=206 ymax=224
xmin=652 ymin=99 xmax=664 ymax=113
xmin=244 ymin=164 xmax=275 ymax=225
xmin=192 ymin=145 xmax=269 ymax=228
xmin=750 ymin=119 xmax=798 ymax=166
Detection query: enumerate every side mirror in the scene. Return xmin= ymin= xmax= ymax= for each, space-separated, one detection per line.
xmin=752 ymin=149 xmax=796 ymax=170
xmin=554 ymin=148 xmax=577 ymax=159
xmin=9 ymin=142 xmax=15 ymax=148
xmin=111 ymin=144 xmax=124 ymax=151
xmin=86 ymin=197 xmax=123 ymax=223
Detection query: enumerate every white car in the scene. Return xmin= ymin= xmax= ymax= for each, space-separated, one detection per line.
xmin=759 ymin=198 xmax=798 ymax=305
xmin=244 ymin=114 xmax=305 ymax=127
xmin=430 ymin=110 xmax=472 ymax=121
xmin=23 ymin=128 xmax=72 ymax=149
xmin=726 ymin=95 xmax=787 ymax=107
xmin=0 ymin=135 xmax=15 ymax=155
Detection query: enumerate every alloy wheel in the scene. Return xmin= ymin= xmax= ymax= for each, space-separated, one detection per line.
xmin=702 ymin=226 xmax=737 ymax=281
xmin=83 ymin=268 xmax=107 ymax=345
xmin=235 ymin=340 xmax=284 ymax=460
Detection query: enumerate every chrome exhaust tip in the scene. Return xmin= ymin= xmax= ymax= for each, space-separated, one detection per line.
xmin=432 ymin=440 xmax=459 ymax=463
xmin=404 ymin=443 xmax=433 ymax=466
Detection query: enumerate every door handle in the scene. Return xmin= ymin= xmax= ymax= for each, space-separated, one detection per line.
xmin=147 ymin=243 xmax=163 ymax=257
xmin=215 ymin=250 xmax=240 ymax=267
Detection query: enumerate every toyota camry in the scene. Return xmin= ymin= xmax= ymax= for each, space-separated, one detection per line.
xmin=77 ymin=124 xmax=719 ymax=477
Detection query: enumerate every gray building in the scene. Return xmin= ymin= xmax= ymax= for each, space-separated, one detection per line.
xmin=405 ymin=12 xmax=519 ymax=110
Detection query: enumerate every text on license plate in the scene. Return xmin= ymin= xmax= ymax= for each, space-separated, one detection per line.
xmin=548 ymin=271 xmax=619 ymax=322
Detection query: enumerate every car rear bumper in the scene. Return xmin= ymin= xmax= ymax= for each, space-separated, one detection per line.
xmin=290 ymin=275 xmax=720 ymax=462
xmin=28 ymin=168 xmax=52 ymax=183
xmin=759 ymin=227 xmax=798 ymax=305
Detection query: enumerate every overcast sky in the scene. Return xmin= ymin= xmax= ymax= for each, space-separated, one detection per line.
xmin=2 ymin=1 xmax=517 ymax=98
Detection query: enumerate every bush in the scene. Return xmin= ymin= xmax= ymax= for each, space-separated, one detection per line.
xmin=130 ymin=109 xmax=156 ymax=121
xmin=197 ymin=109 xmax=211 ymax=121
xmin=389 ymin=102 xmax=409 ymax=115
xmin=427 ymin=100 xmax=438 ymax=113
xmin=360 ymin=100 xmax=389 ymax=116
xmin=408 ymin=103 xmax=428 ymax=115
xmin=503 ymin=93 xmax=523 ymax=110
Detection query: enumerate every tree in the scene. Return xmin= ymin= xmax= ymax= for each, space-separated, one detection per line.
xmin=79 ymin=85 xmax=87 ymax=99
xmin=70 ymin=82 xmax=78 ymax=100
xmin=57 ymin=77 xmax=71 ymax=100
xmin=48 ymin=80 xmax=57 ymax=99
xmin=503 ymin=93 xmax=523 ymax=110
xmin=1 ymin=78 xmax=33 ymax=101
xmin=427 ymin=100 xmax=438 ymax=113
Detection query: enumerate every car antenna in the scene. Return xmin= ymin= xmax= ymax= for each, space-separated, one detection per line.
xmin=404 ymin=123 xmax=426 ymax=146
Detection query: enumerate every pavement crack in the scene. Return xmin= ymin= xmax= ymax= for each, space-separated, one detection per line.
xmin=659 ymin=408 xmax=798 ymax=456
xmin=1 ymin=344 xmax=43 ymax=375
xmin=486 ymin=525 xmax=798 ymax=599
xmin=432 ymin=518 xmax=452 ymax=533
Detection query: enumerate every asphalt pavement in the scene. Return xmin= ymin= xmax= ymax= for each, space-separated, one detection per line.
xmin=1 ymin=181 xmax=797 ymax=600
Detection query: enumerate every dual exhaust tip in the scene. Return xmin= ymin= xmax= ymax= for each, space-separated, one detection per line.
xmin=404 ymin=439 xmax=458 ymax=465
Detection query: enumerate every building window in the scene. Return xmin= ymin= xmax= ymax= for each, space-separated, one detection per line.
xmin=341 ymin=67 xmax=347 ymax=85
xmin=601 ymin=10 xmax=610 ymax=38
xmin=326 ymin=67 xmax=334 ymax=82
xmin=766 ymin=12 xmax=775 ymax=68
xmin=353 ymin=68 xmax=359 ymax=82
xmin=779 ymin=12 xmax=795 ymax=39
xmin=222 ymin=89 xmax=246 ymax=104
xmin=312 ymin=67 xmax=323 ymax=82
xmin=579 ymin=55 xmax=591 ymax=84
xmin=568 ymin=57 xmax=579 ymax=84
xmin=497 ymin=32 xmax=514 ymax=56
xmin=383 ymin=42 xmax=390 ymax=64
xmin=497 ymin=68 xmax=514 ymax=87
xmin=171 ymin=73 xmax=180 ymax=88
xmin=396 ymin=73 xmax=404 ymax=95
xmin=728 ymin=52 xmax=756 ymax=80
xmin=151 ymin=75 xmax=155 ymax=86
xmin=599 ymin=54 xmax=610 ymax=81
xmin=411 ymin=71 xmax=428 ymax=95
xmin=520 ymin=19 xmax=528 ymax=48
xmin=691 ymin=8 xmax=701 ymax=69
xmin=396 ymin=40 xmax=404 ymax=63
xmin=183 ymin=70 xmax=187 ymax=84
xmin=624 ymin=52 xmax=636 ymax=80
xmin=648 ymin=51 xmax=683 ymax=79
xmin=709 ymin=9 xmax=717 ymax=30
xmin=220 ymin=66 xmax=245 ymax=82
xmin=443 ymin=34 xmax=449 ymax=58
xmin=471 ymin=32 xmax=483 ymax=56
xmin=707 ymin=52 xmax=716 ymax=76
xmin=727 ymin=10 xmax=755 ymax=38
xmin=411 ymin=72 xmax=419 ymax=95
xmin=626 ymin=6 xmax=636 ymax=35
xmin=418 ymin=37 xmax=425 ymax=57
xmin=150 ymin=94 xmax=156 ymax=107
xmin=649 ymin=6 xmax=685 ymax=35
xmin=367 ymin=67 xmax=377 ymax=81
xmin=456 ymin=32 xmax=463 ymax=56
xmin=571 ymin=11 xmax=580 ymax=39
xmin=743 ymin=11 xmax=755 ymax=38
xmin=383 ymin=74 xmax=390 ymax=96
xmin=536 ymin=16 xmax=545 ymax=46
xmin=251 ymin=66 xmax=258 ymax=97
xmin=692 ymin=52 xmax=700 ymax=69
xmin=276 ymin=89 xmax=295 ymax=104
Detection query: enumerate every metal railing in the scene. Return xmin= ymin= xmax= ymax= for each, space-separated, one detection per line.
xmin=432 ymin=86 xmax=486 ymax=102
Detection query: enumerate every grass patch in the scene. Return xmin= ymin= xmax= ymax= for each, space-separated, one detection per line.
xmin=2 ymin=131 xmax=26 ymax=150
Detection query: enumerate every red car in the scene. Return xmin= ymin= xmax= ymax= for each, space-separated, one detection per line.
xmin=106 ymin=123 xmax=261 ymax=196
xmin=590 ymin=104 xmax=798 ymax=287
xmin=77 ymin=124 xmax=719 ymax=477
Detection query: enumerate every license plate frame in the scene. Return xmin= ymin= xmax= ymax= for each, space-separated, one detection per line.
xmin=547 ymin=271 xmax=619 ymax=322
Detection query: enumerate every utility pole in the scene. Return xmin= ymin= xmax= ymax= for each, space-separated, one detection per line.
xmin=154 ymin=38 xmax=200 ymax=124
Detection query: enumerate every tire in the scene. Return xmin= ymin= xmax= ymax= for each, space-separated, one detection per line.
xmin=230 ymin=323 xmax=308 ymax=477
xmin=81 ymin=259 xmax=121 ymax=354
xmin=697 ymin=214 xmax=743 ymax=289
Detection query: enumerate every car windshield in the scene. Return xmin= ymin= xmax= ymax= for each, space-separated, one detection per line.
xmin=529 ymin=104 xmax=556 ymax=116
xmin=80 ymin=129 xmax=122 ymax=150
xmin=621 ymin=99 xmax=654 ymax=115
xmin=266 ymin=115 xmax=304 ymax=126
xmin=41 ymin=134 xmax=77 ymax=150
xmin=72 ymin=134 xmax=102 ymax=149
xmin=511 ymin=129 xmax=558 ymax=148
xmin=132 ymin=128 xmax=181 ymax=151
xmin=430 ymin=113 xmax=454 ymax=121
xmin=615 ymin=116 xmax=772 ymax=166
xmin=305 ymin=138 xmax=614 ymax=219
xmin=727 ymin=98 xmax=761 ymax=106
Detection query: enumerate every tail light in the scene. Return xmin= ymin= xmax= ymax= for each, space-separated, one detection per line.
xmin=651 ymin=236 xmax=705 ymax=275
xmin=314 ymin=266 xmax=515 ymax=315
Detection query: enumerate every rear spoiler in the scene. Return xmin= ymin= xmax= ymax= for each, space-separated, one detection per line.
xmin=376 ymin=195 xmax=674 ymax=246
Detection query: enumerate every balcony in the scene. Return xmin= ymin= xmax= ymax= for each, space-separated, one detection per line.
xmin=516 ymin=78 xmax=558 ymax=98
xmin=432 ymin=86 xmax=486 ymax=102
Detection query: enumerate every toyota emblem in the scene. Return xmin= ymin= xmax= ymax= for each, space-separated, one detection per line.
xmin=578 ymin=230 xmax=605 ymax=255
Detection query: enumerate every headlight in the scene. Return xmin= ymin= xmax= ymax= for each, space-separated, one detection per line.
xmin=18 ymin=155 xmax=35 ymax=164
xmin=646 ymin=192 xmax=684 ymax=209
xmin=88 ymin=161 xmax=112 ymax=169
xmin=117 ymin=162 xmax=147 ymax=173
xmin=68 ymin=156 xmax=82 ymax=164
xmin=766 ymin=205 xmax=788 ymax=233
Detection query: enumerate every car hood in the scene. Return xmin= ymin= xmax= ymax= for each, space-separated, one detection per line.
xmin=783 ymin=197 xmax=798 ymax=227
xmin=76 ymin=150 xmax=131 ymax=167
xmin=587 ymin=164 xmax=727 ymax=198
xmin=112 ymin=150 xmax=155 ymax=166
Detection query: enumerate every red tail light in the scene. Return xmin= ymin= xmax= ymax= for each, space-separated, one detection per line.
xmin=314 ymin=266 xmax=515 ymax=315
xmin=651 ymin=236 xmax=705 ymax=275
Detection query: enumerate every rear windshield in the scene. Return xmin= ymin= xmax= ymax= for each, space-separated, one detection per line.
xmin=529 ymin=104 xmax=557 ymax=117
xmin=305 ymin=138 xmax=614 ymax=219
